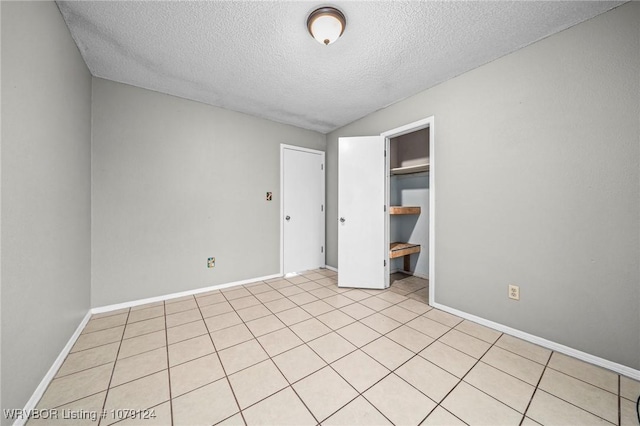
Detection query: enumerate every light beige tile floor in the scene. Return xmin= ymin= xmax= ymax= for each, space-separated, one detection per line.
xmin=31 ymin=271 xmax=639 ymax=425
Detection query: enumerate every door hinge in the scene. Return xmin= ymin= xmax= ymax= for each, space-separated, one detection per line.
xmin=321 ymin=204 xmax=324 ymax=212
xmin=384 ymin=150 xmax=387 ymax=157
xmin=384 ymin=205 xmax=386 ymax=212
xmin=384 ymin=260 xmax=387 ymax=267
xmin=321 ymin=164 xmax=324 ymax=170
xmin=321 ymin=246 xmax=324 ymax=253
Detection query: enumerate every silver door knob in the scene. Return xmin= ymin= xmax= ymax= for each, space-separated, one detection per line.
xmin=285 ymin=215 xmax=291 ymax=221
xmin=340 ymin=217 xmax=345 ymax=223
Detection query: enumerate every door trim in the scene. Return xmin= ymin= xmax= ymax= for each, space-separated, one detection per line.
xmin=381 ymin=116 xmax=435 ymax=304
xmin=280 ymin=144 xmax=326 ymax=276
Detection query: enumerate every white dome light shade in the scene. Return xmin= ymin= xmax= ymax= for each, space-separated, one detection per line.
xmin=307 ymin=7 xmax=346 ymax=45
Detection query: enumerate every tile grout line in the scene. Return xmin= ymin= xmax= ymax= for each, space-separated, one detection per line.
xmin=366 ymin=325 xmax=453 ymax=424
xmin=330 ymin=288 xmax=442 ymax=424
xmin=47 ymin=272 xmax=632 ymax=426
xmin=78 ymin=323 xmax=127 ymax=337
xmin=68 ymin=337 xmax=125 ymax=355
xmin=432 ymin=406 xmax=470 ymax=426
xmin=542 ymin=364 xmax=622 ymax=396
xmin=231 ymin=277 xmax=359 ymax=421
xmin=225 ymin=275 xmax=336 ymax=423
xmin=229 ymin=302 xmax=322 ymax=424
xmin=520 ymin=349 xmax=552 ymax=425
xmin=162 ymin=300 xmax=174 ymax=426
xmin=533 ymin=359 xmax=620 ymax=423
xmin=109 ymin=342 xmax=166 ymax=363
xmin=39 ymin=391 xmax=106 ymax=413
xmin=490 ymin=341 xmax=547 ymax=367
xmin=61 ymin=275 xmax=424 ymax=420
xmin=298 ymin=329 xmax=377 ymax=423
xmin=197 ymin=292 xmax=249 ymax=426
xmin=474 ymin=358 xmax=542 ymax=390
xmin=453 ymin=335 xmax=553 ymax=421
xmin=30 ymin=312 xmax=128 ymax=414
xmin=98 ymin=307 xmax=131 ymax=426
xmin=212 ymin=273 xmax=410 ymax=423
xmin=425 ymin=328 xmax=556 ymax=392
xmin=291 ymin=326 xmax=392 ymax=424
xmin=249 ymin=278 xmax=620 ymax=426
xmin=293 ymin=276 xmax=433 ymax=424
xmin=169 ymin=285 xmax=309 ymax=376
xmin=535 ymin=389 xmax=617 ymax=425
xmin=54 ymin=349 xmax=121 ymax=379
xmin=58 ymin=272 xmax=429 ymax=425
xmin=417 ymin=326 xmax=503 ymax=425
xmin=617 ymin=374 xmax=621 ymax=426
xmin=106 ymin=304 xmax=173 ymax=425
xmin=86 ymin=277 xmax=436 ymax=421
xmin=443 ymin=319 xmax=624 ymax=397
xmin=319 ymin=341 xmax=397 ymax=425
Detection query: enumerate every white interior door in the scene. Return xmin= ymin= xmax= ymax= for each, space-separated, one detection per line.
xmin=338 ymin=136 xmax=387 ymax=289
xmin=282 ymin=146 xmax=325 ymax=275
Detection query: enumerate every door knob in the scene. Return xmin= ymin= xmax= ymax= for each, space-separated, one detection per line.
xmin=339 ymin=217 xmax=345 ymax=223
xmin=285 ymin=215 xmax=291 ymax=221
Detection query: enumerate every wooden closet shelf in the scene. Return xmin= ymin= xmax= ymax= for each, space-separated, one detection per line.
xmin=389 ymin=206 xmax=421 ymax=215
xmin=389 ymin=242 xmax=421 ymax=259
xmin=390 ymin=163 xmax=430 ymax=175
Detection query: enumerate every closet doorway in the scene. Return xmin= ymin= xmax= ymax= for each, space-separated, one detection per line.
xmin=338 ymin=117 xmax=434 ymax=300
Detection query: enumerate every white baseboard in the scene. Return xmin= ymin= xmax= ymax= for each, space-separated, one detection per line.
xmin=14 ymin=311 xmax=92 ymax=426
xmin=431 ymin=301 xmax=640 ymax=381
xmin=91 ymin=273 xmax=282 ymax=314
xmin=324 ymin=265 xmax=338 ymax=272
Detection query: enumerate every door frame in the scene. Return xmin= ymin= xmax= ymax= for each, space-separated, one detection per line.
xmin=381 ymin=116 xmax=435 ymax=304
xmin=280 ymin=144 xmax=326 ymax=276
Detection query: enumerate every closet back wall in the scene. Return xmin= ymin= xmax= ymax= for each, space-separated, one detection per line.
xmin=91 ymin=78 xmax=325 ymax=307
xmin=390 ymin=174 xmax=429 ymax=277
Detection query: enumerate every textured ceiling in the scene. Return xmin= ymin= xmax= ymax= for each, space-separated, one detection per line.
xmin=57 ymin=1 xmax=623 ymax=134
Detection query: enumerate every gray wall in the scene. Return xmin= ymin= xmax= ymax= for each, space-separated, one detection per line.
xmin=91 ymin=78 xmax=325 ymax=307
xmin=326 ymin=3 xmax=640 ymax=369
xmin=1 ymin=1 xmax=92 ymax=422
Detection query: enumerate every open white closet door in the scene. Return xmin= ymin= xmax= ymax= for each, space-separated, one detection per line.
xmin=338 ymin=136 xmax=388 ymax=289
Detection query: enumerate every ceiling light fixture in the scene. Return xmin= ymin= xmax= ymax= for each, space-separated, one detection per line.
xmin=307 ymin=7 xmax=346 ymax=46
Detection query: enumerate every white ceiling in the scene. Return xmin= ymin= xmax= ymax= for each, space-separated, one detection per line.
xmin=57 ymin=1 xmax=623 ymax=134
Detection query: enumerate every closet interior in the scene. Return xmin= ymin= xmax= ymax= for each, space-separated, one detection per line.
xmin=388 ymin=127 xmax=430 ymax=279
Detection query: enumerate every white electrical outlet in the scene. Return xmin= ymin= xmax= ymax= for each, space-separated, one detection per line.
xmin=508 ymin=285 xmax=520 ymax=301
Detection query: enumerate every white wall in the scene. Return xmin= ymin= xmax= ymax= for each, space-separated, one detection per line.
xmin=326 ymin=3 xmax=640 ymax=369
xmin=1 ymin=2 xmax=92 ymax=422
xmin=91 ymin=78 xmax=326 ymax=307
